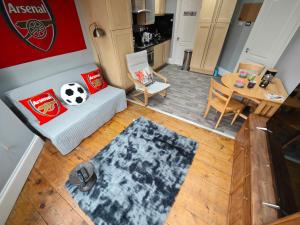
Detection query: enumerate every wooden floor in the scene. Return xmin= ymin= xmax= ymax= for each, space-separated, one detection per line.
xmin=6 ymin=102 xmax=235 ymax=225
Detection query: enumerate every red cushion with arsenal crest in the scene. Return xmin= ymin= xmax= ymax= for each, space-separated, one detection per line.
xmin=81 ymin=68 xmax=108 ymax=94
xmin=19 ymin=89 xmax=67 ymax=125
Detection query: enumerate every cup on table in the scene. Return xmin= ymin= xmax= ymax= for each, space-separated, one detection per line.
xmin=247 ymin=80 xmax=256 ymax=88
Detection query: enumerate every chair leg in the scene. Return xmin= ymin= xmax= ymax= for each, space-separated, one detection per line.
xmin=144 ymin=92 xmax=149 ymax=106
xmin=159 ymin=90 xmax=167 ymax=98
xmin=163 ymin=89 xmax=167 ymax=97
xmin=231 ymin=110 xmax=240 ymax=125
xmin=204 ymin=105 xmax=211 ymax=118
xmin=215 ymin=112 xmax=225 ymax=128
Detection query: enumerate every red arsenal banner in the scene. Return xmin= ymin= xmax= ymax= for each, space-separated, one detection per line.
xmin=0 ymin=0 xmax=86 ymax=68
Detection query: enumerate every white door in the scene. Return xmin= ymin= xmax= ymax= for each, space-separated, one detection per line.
xmin=172 ymin=0 xmax=202 ymax=65
xmin=236 ymin=0 xmax=300 ymax=70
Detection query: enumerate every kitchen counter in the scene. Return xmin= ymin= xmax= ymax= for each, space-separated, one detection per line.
xmin=134 ymin=38 xmax=171 ymax=52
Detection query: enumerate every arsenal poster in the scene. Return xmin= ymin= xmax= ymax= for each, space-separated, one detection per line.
xmin=0 ymin=0 xmax=86 ymax=68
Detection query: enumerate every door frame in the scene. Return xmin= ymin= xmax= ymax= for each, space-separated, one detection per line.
xmin=234 ymin=0 xmax=300 ymax=71
xmin=169 ymin=0 xmax=183 ymax=65
xmin=169 ymin=0 xmax=202 ymax=65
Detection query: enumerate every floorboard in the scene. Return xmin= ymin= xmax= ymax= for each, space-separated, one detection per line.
xmin=6 ymin=102 xmax=234 ymax=225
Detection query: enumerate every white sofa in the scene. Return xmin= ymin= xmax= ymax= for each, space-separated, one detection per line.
xmin=5 ymin=64 xmax=127 ymax=155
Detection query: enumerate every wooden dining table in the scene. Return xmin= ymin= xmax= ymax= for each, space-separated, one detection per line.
xmin=221 ymin=73 xmax=288 ymax=117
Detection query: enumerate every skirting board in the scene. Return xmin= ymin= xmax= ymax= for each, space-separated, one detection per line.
xmin=127 ymin=99 xmax=235 ymax=140
xmin=0 ymin=135 xmax=44 ymax=225
xmin=167 ymin=57 xmax=180 ymax=65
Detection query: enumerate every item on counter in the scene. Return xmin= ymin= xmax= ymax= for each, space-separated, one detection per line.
xmin=247 ymin=80 xmax=256 ymax=89
xmin=259 ymin=72 xmax=273 ymax=88
xmin=239 ymin=70 xmax=248 ymax=78
xmin=239 ymin=69 xmax=257 ymax=78
xmin=142 ymin=32 xmax=153 ymax=44
xmin=266 ymin=93 xmax=285 ymax=101
xmin=247 ymin=73 xmax=256 ymax=81
xmin=234 ymin=79 xmax=245 ymax=88
xmin=262 ymin=68 xmax=278 ymax=82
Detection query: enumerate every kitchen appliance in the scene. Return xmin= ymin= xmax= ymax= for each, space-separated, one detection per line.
xmin=266 ymin=83 xmax=300 ymax=217
xmin=146 ymin=46 xmax=154 ymax=66
xmin=142 ymin=32 xmax=153 ymax=44
xmin=132 ymin=0 xmax=155 ymax=25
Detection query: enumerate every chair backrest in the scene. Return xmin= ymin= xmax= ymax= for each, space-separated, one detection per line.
xmin=237 ymin=62 xmax=265 ymax=75
xmin=126 ymin=50 xmax=150 ymax=75
xmin=208 ymin=79 xmax=233 ymax=108
xmin=126 ymin=50 xmax=151 ymax=88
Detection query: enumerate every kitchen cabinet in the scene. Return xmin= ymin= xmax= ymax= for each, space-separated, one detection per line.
xmin=154 ymin=43 xmax=164 ymax=69
xmin=163 ymin=40 xmax=170 ymax=64
xmin=153 ymin=40 xmax=170 ymax=69
xmin=191 ymin=0 xmax=237 ymax=75
xmin=228 ymin=115 xmax=280 ymax=225
xmin=79 ymin=0 xmax=134 ymax=90
xmin=106 ymin=0 xmax=132 ymax=30
xmin=112 ymin=29 xmax=134 ymax=89
xmin=155 ymin=0 xmax=166 ymax=15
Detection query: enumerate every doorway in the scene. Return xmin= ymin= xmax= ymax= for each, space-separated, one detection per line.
xmin=218 ymin=0 xmax=300 ymax=74
xmin=170 ymin=0 xmax=202 ymax=65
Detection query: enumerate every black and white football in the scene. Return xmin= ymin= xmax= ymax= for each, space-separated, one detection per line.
xmin=60 ymin=83 xmax=88 ymax=106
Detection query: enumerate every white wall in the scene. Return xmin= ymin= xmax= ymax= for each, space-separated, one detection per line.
xmin=0 ymin=0 xmax=94 ymax=100
xmin=218 ymin=0 xmax=263 ymax=72
xmin=166 ymin=0 xmax=177 ymax=60
xmin=276 ymin=27 xmax=300 ymax=94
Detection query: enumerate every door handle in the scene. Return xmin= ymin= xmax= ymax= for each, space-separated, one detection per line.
xmin=245 ymin=48 xmax=250 ymax=53
xmin=177 ymin=37 xmax=180 ymax=41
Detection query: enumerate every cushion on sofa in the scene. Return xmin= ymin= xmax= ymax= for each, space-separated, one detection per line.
xmin=5 ymin=64 xmax=127 ymax=155
xmin=81 ymin=68 xmax=107 ymax=94
xmin=60 ymin=82 xmax=88 ymax=105
xmin=19 ymin=89 xmax=67 ymax=125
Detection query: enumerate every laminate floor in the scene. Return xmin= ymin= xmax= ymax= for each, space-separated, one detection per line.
xmin=6 ymin=103 xmax=234 ymax=225
xmin=128 ymin=64 xmax=244 ymax=137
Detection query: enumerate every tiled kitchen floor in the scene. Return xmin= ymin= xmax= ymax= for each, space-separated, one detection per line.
xmin=128 ymin=64 xmax=244 ymax=138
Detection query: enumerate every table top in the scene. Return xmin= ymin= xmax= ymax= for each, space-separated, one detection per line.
xmin=221 ymin=73 xmax=288 ymax=103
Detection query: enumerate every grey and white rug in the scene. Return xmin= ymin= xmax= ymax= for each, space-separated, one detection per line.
xmin=128 ymin=65 xmax=244 ymax=137
xmin=66 ymin=117 xmax=198 ymax=225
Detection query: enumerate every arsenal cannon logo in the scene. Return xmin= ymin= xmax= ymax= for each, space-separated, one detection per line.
xmin=29 ymin=92 xmax=61 ymax=117
xmin=1 ymin=0 xmax=56 ymax=51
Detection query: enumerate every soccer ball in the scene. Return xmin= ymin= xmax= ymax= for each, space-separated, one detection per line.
xmin=60 ymin=83 xmax=88 ymax=106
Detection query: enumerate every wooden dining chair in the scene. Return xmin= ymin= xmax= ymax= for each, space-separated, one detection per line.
xmin=126 ymin=50 xmax=170 ymax=106
xmin=236 ymin=62 xmax=265 ymax=75
xmin=204 ymin=79 xmax=246 ymax=128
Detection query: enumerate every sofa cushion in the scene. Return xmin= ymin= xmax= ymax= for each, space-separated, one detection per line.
xmin=5 ymin=64 xmax=127 ymax=155
xmin=6 ymin=64 xmax=98 ymax=124
xmin=81 ymin=68 xmax=107 ymax=94
xmin=60 ymin=82 xmax=88 ymax=105
xmin=19 ymin=89 xmax=67 ymax=125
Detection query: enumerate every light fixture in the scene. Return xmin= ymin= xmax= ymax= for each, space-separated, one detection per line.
xmin=92 ymin=25 xmax=105 ymax=38
xmin=88 ymin=22 xmax=105 ymax=66
xmin=90 ymin=23 xmax=105 ymax=38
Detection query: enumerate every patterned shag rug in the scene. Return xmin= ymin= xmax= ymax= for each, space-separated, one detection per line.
xmin=66 ymin=117 xmax=198 ymax=225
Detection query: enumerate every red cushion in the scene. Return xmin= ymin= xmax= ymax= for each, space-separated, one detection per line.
xmin=81 ymin=68 xmax=108 ymax=94
xmin=19 ymin=89 xmax=67 ymax=125
xmin=134 ymin=68 xmax=153 ymax=86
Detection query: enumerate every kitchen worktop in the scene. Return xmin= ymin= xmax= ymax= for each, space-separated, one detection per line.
xmin=134 ymin=37 xmax=171 ymax=52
